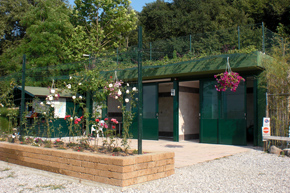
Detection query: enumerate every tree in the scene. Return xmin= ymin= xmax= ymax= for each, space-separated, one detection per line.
xmin=260 ymin=37 xmax=290 ymax=137
xmin=0 ymin=0 xmax=31 ymax=46
xmin=139 ymin=0 xmax=174 ymax=41
xmin=139 ymin=0 xmax=252 ymax=41
xmin=72 ymin=0 xmax=137 ymax=56
xmin=19 ymin=0 xmax=74 ymax=68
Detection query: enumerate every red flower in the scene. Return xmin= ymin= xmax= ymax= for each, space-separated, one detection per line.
xmin=64 ymin=115 xmax=71 ymax=120
xmin=95 ymin=118 xmax=100 ymax=122
xmin=104 ymin=118 xmax=108 ymax=121
xmin=80 ymin=116 xmax=83 ymax=119
xmin=110 ymin=76 xmax=112 ymax=79
xmin=112 ymin=126 xmax=116 ymax=129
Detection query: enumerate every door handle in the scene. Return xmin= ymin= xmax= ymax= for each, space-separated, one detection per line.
xmin=156 ymin=113 xmax=159 ymax=119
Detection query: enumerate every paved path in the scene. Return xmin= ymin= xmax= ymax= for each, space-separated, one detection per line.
xmin=53 ymin=137 xmax=253 ymax=168
xmin=127 ymin=139 xmax=252 ymax=168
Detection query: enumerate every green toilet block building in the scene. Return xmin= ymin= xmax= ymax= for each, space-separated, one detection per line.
xmin=103 ymin=51 xmax=267 ymax=146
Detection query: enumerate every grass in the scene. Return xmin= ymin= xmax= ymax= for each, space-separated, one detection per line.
xmin=6 ymin=171 xmax=15 ymax=178
xmin=19 ymin=188 xmax=33 ymax=193
xmin=18 ymin=184 xmax=27 ymax=187
xmin=37 ymin=184 xmax=65 ymax=190
xmin=1 ymin=167 xmax=11 ymax=172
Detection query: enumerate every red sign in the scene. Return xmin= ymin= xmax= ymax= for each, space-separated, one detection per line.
xmin=263 ymin=127 xmax=269 ymax=133
xmin=262 ymin=127 xmax=271 ymax=136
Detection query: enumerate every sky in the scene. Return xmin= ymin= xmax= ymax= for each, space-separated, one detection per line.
xmin=67 ymin=0 xmax=171 ymax=13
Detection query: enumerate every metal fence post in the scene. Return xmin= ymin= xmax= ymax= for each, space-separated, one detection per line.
xmin=190 ymin=34 xmax=192 ymax=53
xmin=262 ymin=22 xmax=265 ymax=53
xmin=238 ymin=26 xmax=240 ymax=50
xmin=117 ymin=48 xmax=119 ymax=65
xmin=86 ymin=55 xmax=92 ymax=136
xmin=138 ymin=26 xmax=143 ymax=155
xmin=150 ymin=42 xmax=152 ymax=61
xmin=20 ymin=54 xmax=26 ymax=135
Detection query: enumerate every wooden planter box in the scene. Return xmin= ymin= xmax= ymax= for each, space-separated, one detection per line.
xmin=0 ymin=142 xmax=174 ymax=187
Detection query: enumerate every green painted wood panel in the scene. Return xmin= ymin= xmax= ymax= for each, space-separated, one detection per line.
xmin=218 ymin=119 xmax=246 ymax=145
xmin=200 ymin=80 xmax=219 ymax=144
xmin=129 ymin=83 xmax=159 ymax=140
xmin=219 ymin=82 xmax=247 ymax=145
xmin=200 ymin=79 xmax=247 ymax=145
xmin=200 ymin=119 xmax=218 ymax=143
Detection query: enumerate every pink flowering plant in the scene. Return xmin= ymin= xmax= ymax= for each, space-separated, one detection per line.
xmin=214 ymin=57 xmax=245 ymax=92
xmin=214 ymin=71 xmax=245 ymax=92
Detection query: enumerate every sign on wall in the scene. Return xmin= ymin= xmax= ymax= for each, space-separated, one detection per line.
xmin=262 ymin=126 xmax=271 ymax=136
xmin=263 ymin=117 xmax=270 ymax=127
xmin=54 ymin=98 xmax=66 ymax=118
xmin=262 ymin=117 xmax=271 ymax=137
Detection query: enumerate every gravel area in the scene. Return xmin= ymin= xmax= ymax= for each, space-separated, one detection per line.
xmin=0 ymin=149 xmax=289 ymax=193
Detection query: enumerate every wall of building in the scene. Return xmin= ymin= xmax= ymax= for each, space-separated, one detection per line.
xmin=178 ymin=81 xmax=200 ymax=141
xmin=158 ymin=83 xmax=173 ymax=136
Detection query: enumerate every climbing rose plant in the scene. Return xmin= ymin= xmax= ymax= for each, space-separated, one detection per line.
xmin=214 ymin=71 xmax=245 ymax=92
xmin=104 ymin=79 xmax=137 ymax=152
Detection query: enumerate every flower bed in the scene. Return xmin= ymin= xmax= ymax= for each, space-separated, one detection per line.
xmin=0 ymin=142 xmax=175 ymax=187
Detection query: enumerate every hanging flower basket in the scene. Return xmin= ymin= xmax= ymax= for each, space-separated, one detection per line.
xmin=214 ymin=57 xmax=245 ymax=92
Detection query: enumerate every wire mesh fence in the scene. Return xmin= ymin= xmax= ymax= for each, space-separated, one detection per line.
xmin=267 ymin=93 xmax=290 ymax=148
xmin=0 ymin=23 xmax=283 ymax=86
xmin=0 ymin=22 xmax=287 ymax=138
xmin=267 ymin=94 xmax=290 ymax=137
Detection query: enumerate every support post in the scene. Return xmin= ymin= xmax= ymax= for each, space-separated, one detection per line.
xmin=20 ymin=54 xmax=26 ymax=135
xmin=173 ymin=79 xmax=179 ymax=142
xmin=138 ymin=26 xmax=143 ymax=154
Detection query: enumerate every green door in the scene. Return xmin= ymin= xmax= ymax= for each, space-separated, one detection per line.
xmin=142 ymin=84 xmax=159 ymax=140
xmin=200 ymin=80 xmax=247 ymax=145
xmin=219 ymin=81 xmax=246 ymax=145
xmin=200 ymin=80 xmax=219 ymax=144
xmin=130 ymin=83 xmax=159 ymax=140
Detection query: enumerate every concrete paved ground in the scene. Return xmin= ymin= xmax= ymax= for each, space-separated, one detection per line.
xmin=54 ymin=137 xmax=253 ymax=168
xmin=127 ymin=139 xmax=252 ymax=168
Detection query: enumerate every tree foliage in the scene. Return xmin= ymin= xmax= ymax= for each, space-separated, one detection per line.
xmin=72 ymin=0 xmax=137 ymax=56
xmin=20 ymin=0 xmax=74 ymax=68
xmin=260 ymin=37 xmax=290 ymax=137
xmin=138 ymin=0 xmax=290 ymax=41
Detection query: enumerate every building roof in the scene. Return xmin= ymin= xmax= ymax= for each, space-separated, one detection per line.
xmin=101 ymin=51 xmax=266 ymax=81
xmin=15 ymin=86 xmax=72 ymax=98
